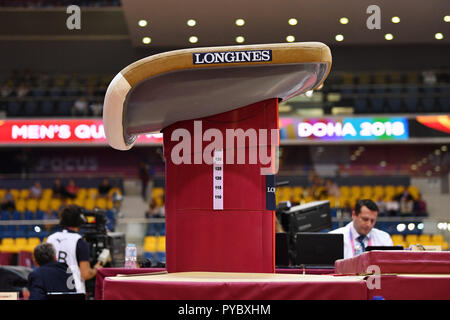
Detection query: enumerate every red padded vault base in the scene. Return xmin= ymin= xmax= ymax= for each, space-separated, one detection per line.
xmin=162 ymin=99 xmax=279 ymax=273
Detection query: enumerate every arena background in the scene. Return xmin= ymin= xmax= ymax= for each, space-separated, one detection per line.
xmin=0 ymin=0 xmax=449 ymax=273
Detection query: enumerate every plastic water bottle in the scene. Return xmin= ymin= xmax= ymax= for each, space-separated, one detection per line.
xmin=124 ymin=243 xmax=137 ymax=268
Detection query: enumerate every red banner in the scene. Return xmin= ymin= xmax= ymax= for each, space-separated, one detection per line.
xmin=0 ymin=119 xmax=163 ymax=146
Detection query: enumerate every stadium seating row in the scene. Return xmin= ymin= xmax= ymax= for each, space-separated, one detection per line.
xmin=276 ymin=184 xmax=421 ymax=208
xmin=391 ymin=234 xmax=449 ymax=250
xmin=0 ymin=237 xmax=42 ymax=253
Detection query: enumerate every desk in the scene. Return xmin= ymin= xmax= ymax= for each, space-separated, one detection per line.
xmin=102 ymin=272 xmax=366 ymax=300
xmin=95 ymin=267 xmax=335 ymax=300
xmin=335 ymin=251 xmax=450 ymax=275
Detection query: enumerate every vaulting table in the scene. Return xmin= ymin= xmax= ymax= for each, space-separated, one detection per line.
xmin=335 ymin=251 xmax=450 ymax=300
xmin=103 ymin=42 xmax=332 ymax=274
xmin=102 ymin=272 xmax=366 ymax=300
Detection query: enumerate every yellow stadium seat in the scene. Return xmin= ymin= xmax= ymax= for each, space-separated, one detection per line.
xmin=77 ymin=188 xmax=87 ymax=199
xmin=42 ymin=189 xmax=53 ymax=200
xmin=395 ymin=185 xmax=405 ymax=195
xmin=107 ymin=200 xmax=114 ymax=210
xmin=15 ymin=238 xmax=28 ymax=252
xmin=442 ymin=242 xmax=449 ymax=250
xmin=16 ymin=199 xmax=26 ymax=212
xmin=406 ymin=234 xmax=418 ymax=245
xmin=108 ymin=187 xmax=122 ymax=197
xmin=96 ymin=198 xmax=107 ymax=209
xmin=26 ymin=199 xmax=38 ymax=212
xmin=156 ymin=236 xmax=166 ymax=252
xmin=50 ymin=198 xmax=62 ymax=211
xmin=9 ymin=189 xmax=20 ymax=200
xmin=73 ymin=198 xmax=85 ymax=207
xmin=350 ymin=186 xmax=361 ymax=199
xmin=25 ymin=237 xmax=41 ymax=253
xmin=361 ymin=185 xmax=373 ymax=198
xmin=38 ymin=199 xmax=50 ymax=211
xmin=407 ymin=185 xmax=420 ymax=200
xmin=84 ymin=198 xmax=95 ymax=210
xmin=384 ymin=185 xmax=395 ymax=197
xmin=0 ymin=238 xmax=15 ymax=253
xmin=87 ymin=188 xmax=99 ymax=199
xmin=0 ymin=189 xmax=6 ymax=200
xmin=152 ymin=187 xmax=164 ymax=197
xmin=432 ymin=234 xmax=444 ymax=243
xmin=144 ymin=236 xmax=157 ymax=252
xmin=373 ymin=185 xmax=384 ymax=197
xmin=391 ymin=234 xmax=404 ymax=243
xmin=419 ymin=234 xmax=431 ymax=243
xmin=19 ymin=189 xmax=30 ymax=199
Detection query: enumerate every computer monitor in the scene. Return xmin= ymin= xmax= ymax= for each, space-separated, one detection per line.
xmin=295 ymin=232 xmax=344 ymax=267
xmin=287 ymin=200 xmax=332 ymax=234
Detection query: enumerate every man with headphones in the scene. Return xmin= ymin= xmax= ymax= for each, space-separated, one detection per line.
xmin=47 ymin=205 xmax=103 ymax=296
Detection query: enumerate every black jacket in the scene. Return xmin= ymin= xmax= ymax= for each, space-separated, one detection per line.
xmin=28 ymin=261 xmax=76 ymax=300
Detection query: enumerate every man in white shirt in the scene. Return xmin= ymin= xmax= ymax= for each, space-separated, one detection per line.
xmin=47 ymin=205 xmax=102 ymax=295
xmin=329 ymin=199 xmax=393 ymax=259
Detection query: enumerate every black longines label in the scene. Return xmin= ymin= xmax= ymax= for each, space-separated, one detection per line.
xmin=193 ymin=50 xmax=272 ymax=65
xmin=265 ymin=174 xmax=276 ymax=211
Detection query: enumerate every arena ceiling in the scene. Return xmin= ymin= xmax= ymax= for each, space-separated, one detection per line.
xmin=121 ymin=0 xmax=450 ymax=48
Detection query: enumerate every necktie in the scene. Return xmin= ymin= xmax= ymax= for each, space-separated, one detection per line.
xmin=357 ymin=235 xmax=366 ymax=252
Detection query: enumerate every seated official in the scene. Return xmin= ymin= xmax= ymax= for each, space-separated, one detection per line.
xmin=329 ymin=199 xmax=393 ymax=259
xmin=27 ymin=243 xmax=77 ymax=300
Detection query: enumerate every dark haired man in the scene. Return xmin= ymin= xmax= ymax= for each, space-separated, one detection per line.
xmin=330 ymin=199 xmax=393 ymax=259
xmin=27 ymin=243 xmax=76 ymax=300
xmin=46 ymin=205 xmax=102 ymax=295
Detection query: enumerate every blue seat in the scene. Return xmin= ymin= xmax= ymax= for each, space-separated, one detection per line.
xmin=65 ymin=88 xmax=79 ymax=96
xmin=16 ymin=225 xmax=28 ymax=238
xmin=404 ymin=96 xmax=419 ymax=112
xmin=56 ymin=100 xmax=73 ymax=116
xmin=340 ymin=84 xmax=354 ymax=95
xmin=7 ymin=101 xmax=22 ymax=116
xmin=354 ymin=98 xmax=368 ymax=113
xmin=25 ymin=211 xmax=35 ymax=220
xmin=156 ymin=252 xmax=166 ymax=263
xmin=49 ymin=87 xmax=62 ymax=97
xmin=24 ymin=100 xmax=39 ymax=116
xmin=1 ymin=211 xmax=11 ymax=220
xmin=4 ymin=225 xmax=16 ymax=238
xmin=439 ymin=98 xmax=450 ymax=112
xmin=12 ymin=211 xmax=22 ymax=220
xmin=41 ymin=100 xmax=54 ymax=115
xmin=389 ymin=84 xmax=403 ymax=94
xmin=421 ymin=97 xmax=435 ymax=113
xmin=143 ymin=251 xmax=154 ymax=261
xmin=405 ymin=85 xmax=419 ymax=93
xmin=35 ymin=210 xmax=45 ymax=220
xmin=369 ymin=97 xmax=384 ymax=113
xmin=387 ymin=97 xmax=402 ymax=113
xmin=373 ymin=85 xmax=387 ymax=94
xmin=32 ymin=87 xmax=47 ymax=97
xmin=356 ymin=85 xmax=371 ymax=94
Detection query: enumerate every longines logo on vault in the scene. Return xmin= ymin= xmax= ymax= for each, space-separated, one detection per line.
xmin=193 ymin=50 xmax=272 ymax=65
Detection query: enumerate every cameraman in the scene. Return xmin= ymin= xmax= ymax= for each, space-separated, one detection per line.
xmin=47 ymin=205 xmax=102 ymax=295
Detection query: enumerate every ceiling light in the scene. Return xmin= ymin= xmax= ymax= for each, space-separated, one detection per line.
xmin=350 ymin=155 xmax=356 ymax=161
xmin=435 ymin=149 xmax=441 ymax=156
xmin=288 ymin=18 xmax=298 ymax=26
xmin=286 ymin=35 xmax=295 ymax=42
xmin=417 ymin=223 xmax=424 ymax=230
xmin=396 ymin=224 xmax=406 ymax=232
xmin=435 ymin=166 xmax=441 ymax=172
xmin=380 ymin=161 xmax=386 ymax=167
xmin=385 ymin=33 xmax=394 ymax=41
xmin=189 ymin=36 xmax=198 ymax=44
xmin=235 ymin=36 xmax=245 ymax=43
xmin=335 ymin=34 xmax=344 ymax=42
xmin=339 ymin=17 xmax=349 ymax=25
xmin=411 ymin=164 xmax=417 ymax=170
xmin=235 ymin=18 xmax=245 ymax=26
xmin=138 ymin=20 xmax=148 ymax=27
xmin=441 ymin=145 xmax=447 ymax=152
xmin=408 ymin=223 xmax=415 ymax=231
xmin=142 ymin=37 xmax=151 ymax=44
xmin=187 ymin=19 xmax=197 ymax=27
xmin=444 ymin=16 xmax=450 ymax=22
xmin=435 ymin=33 xmax=444 ymax=40
xmin=391 ymin=16 xmax=400 ymax=24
